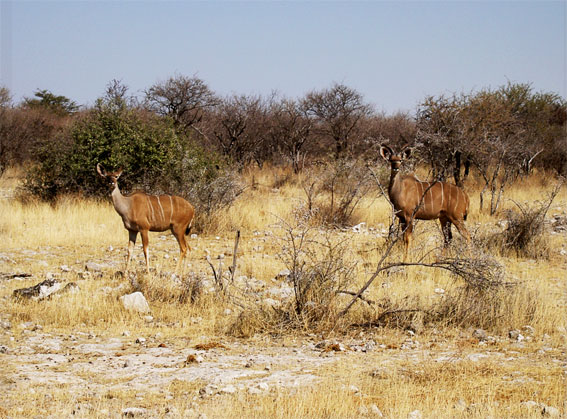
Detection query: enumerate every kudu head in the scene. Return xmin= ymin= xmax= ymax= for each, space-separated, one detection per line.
xmin=96 ymin=163 xmax=123 ymax=190
xmin=379 ymin=144 xmax=412 ymax=172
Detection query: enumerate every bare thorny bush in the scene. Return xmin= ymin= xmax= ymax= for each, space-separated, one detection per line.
xmin=229 ymin=206 xmax=358 ymax=336
xmin=229 ymin=170 xmax=555 ymax=336
xmin=301 ymin=159 xmax=374 ymax=226
xmin=481 ymin=178 xmax=564 ymax=259
xmin=275 ymin=206 xmax=358 ymax=327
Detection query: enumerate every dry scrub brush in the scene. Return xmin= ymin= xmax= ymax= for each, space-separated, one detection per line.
xmin=480 ymin=178 xmax=564 ymax=259
xmin=229 ymin=206 xmax=358 ymax=336
xmin=301 ymin=159 xmax=374 ymax=226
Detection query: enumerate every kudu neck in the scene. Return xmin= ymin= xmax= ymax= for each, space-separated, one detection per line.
xmin=388 ymin=163 xmax=402 ymax=194
xmin=110 ymin=183 xmax=130 ymax=215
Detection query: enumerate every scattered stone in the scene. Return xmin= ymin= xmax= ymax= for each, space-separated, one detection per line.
xmin=219 ymin=384 xmax=237 ymax=394
xmin=472 ymin=329 xmax=488 ymax=341
xmin=1 ymin=320 xmax=11 ymax=329
xmin=508 ymin=330 xmax=520 ymax=340
xmin=185 ymin=354 xmax=204 ymax=364
xmin=120 ymin=292 xmax=151 ymax=313
xmin=351 ymin=222 xmax=366 ymax=233
xmin=369 ymin=404 xmax=384 ymax=417
xmin=358 ymin=405 xmax=369 ymax=415
xmin=522 ymin=325 xmax=535 ymax=336
xmin=276 ymin=269 xmax=291 ymax=279
xmin=542 ymin=405 xmax=560 ymax=417
xmin=85 ymin=262 xmax=104 ymax=272
xmin=349 ymin=385 xmax=360 ymax=394
xmin=12 ymin=279 xmax=76 ymax=300
xmin=434 ymin=288 xmax=445 ymax=294
xmin=248 ymin=386 xmax=262 ymax=395
xmin=122 ymin=407 xmax=149 ymax=417
xmin=408 ymin=410 xmax=423 ymax=419
xmin=144 ymin=315 xmax=154 ymax=323
xmin=135 ymin=337 xmax=146 ymax=344
xmin=257 ymin=382 xmax=269 ymax=391
xmin=521 ymin=400 xmax=539 ymax=409
xmin=408 ymin=410 xmax=422 ymax=419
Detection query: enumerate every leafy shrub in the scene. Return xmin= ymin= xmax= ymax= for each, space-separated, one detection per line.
xmin=22 ymin=89 xmax=241 ymax=219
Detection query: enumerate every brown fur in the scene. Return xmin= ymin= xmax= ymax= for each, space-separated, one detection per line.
xmin=379 ymin=145 xmax=470 ymax=255
xmin=97 ymin=164 xmax=195 ymax=275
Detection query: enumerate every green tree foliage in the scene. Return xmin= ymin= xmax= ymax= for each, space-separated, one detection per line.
xmin=23 ymin=89 xmax=79 ymax=116
xmin=24 ymin=84 xmax=226 ymax=206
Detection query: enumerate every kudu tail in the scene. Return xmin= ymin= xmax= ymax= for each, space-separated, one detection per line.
xmin=185 ymin=218 xmax=194 ymax=236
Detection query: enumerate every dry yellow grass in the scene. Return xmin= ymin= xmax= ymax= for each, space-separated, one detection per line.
xmin=1 ymin=166 xmax=566 ymax=417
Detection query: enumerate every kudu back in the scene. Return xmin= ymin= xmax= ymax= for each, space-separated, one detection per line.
xmin=97 ymin=164 xmax=195 ymax=275
xmin=379 ymin=145 xmax=470 ymax=255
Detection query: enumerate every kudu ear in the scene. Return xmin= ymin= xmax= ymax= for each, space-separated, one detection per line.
xmin=400 ymin=145 xmax=412 ymax=160
xmin=379 ymin=145 xmax=393 ymax=161
xmin=96 ymin=163 xmax=106 ymax=177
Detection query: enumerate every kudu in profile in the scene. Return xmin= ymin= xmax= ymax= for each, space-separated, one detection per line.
xmin=379 ymin=145 xmax=470 ymax=256
xmin=97 ymin=164 xmax=195 ymax=275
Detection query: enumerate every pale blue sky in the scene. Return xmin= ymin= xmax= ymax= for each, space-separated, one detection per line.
xmin=1 ymin=1 xmax=565 ymax=114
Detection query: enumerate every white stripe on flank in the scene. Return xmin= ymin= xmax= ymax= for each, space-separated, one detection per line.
xmin=454 ymin=187 xmax=460 ymax=215
xmin=147 ymin=196 xmax=155 ymax=223
xmin=157 ymin=196 xmax=166 ymax=221
xmin=428 ymin=183 xmax=433 ymax=213
xmin=169 ymin=196 xmax=173 ymax=224
xmin=415 ymin=183 xmax=421 ymax=215
xmin=440 ymin=183 xmax=444 ymax=210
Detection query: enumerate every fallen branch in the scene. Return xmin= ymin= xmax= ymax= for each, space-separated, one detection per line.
xmin=337 ymin=290 xmax=375 ymax=305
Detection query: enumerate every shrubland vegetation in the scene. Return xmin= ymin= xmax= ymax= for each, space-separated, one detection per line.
xmin=0 ymin=78 xmax=565 ymax=417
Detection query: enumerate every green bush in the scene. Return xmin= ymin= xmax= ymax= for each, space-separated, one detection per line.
xmin=23 ymin=92 xmax=241 ymax=218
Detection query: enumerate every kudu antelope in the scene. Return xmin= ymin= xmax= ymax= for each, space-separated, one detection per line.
xmin=379 ymin=145 xmax=470 ymax=256
xmin=97 ymin=164 xmax=195 ymax=275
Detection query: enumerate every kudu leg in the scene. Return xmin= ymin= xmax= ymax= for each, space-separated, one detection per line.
xmin=125 ymin=231 xmax=137 ymax=273
xmin=439 ymin=217 xmax=453 ymax=247
xmin=400 ymin=218 xmax=412 ymax=261
xmin=172 ymin=227 xmax=189 ymax=276
xmin=453 ymin=219 xmax=470 ymax=244
xmin=140 ymin=230 xmax=150 ymax=274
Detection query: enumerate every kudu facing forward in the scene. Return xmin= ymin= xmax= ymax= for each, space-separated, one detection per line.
xmin=379 ymin=145 xmax=470 ymax=255
xmin=97 ymin=164 xmax=195 ymax=275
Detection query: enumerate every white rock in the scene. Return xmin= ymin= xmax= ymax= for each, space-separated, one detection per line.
xmin=358 ymin=406 xmax=369 ymax=415
xmin=85 ymin=262 xmax=103 ymax=272
xmin=36 ymin=281 xmax=62 ymax=300
xmin=258 ymin=382 xmax=269 ymax=391
xmin=122 ymin=407 xmax=149 ymax=417
xmin=369 ymin=404 xmax=384 ymax=417
xmin=219 ymin=384 xmax=237 ymax=394
xmin=408 ymin=410 xmax=422 ymax=419
xmin=542 ymin=405 xmax=560 ymax=417
xmin=120 ymin=292 xmax=151 ymax=313
xmin=352 ymin=222 xmax=366 ymax=233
